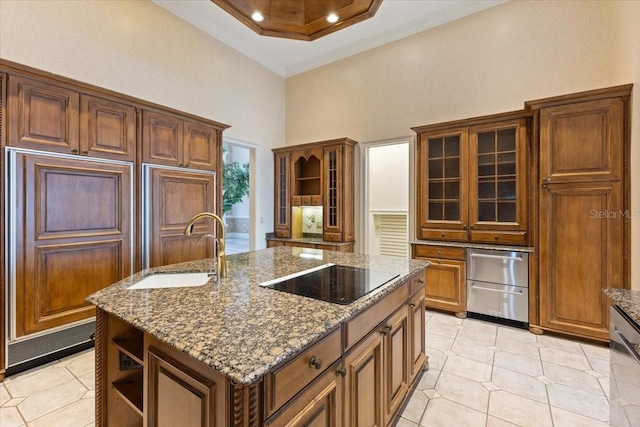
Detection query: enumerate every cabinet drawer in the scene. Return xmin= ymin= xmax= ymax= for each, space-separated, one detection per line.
xmin=470 ymin=230 xmax=527 ymax=246
xmin=345 ymin=281 xmax=408 ymax=350
xmin=311 ymin=195 xmax=322 ymax=206
xmin=413 ymin=245 xmax=465 ymax=261
xmin=323 ymin=232 xmax=342 ymax=242
xmin=291 ymin=196 xmax=301 ymax=206
xmin=420 ymin=228 xmax=467 ymax=242
xmin=300 ymin=196 xmax=311 ymax=205
xmin=265 ymin=328 xmax=342 ymax=417
xmin=410 ymin=270 xmax=426 ymax=295
xmin=275 ymin=229 xmax=290 ymax=238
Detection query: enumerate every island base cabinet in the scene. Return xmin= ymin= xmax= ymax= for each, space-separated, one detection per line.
xmin=383 ymin=307 xmax=410 ymax=425
xmin=264 ymin=362 xmax=342 ymax=427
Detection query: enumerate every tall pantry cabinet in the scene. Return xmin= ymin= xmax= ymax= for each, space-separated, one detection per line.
xmin=526 ymin=86 xmax=631 ymax=341
xmin=0 ymin=59 xmax=228 ymax=380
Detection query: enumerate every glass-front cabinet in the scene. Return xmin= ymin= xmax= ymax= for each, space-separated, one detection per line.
xmin=415 ymin=113 xmax=529 ymax=246
xmin=274 ymin=152 xmax=291 ymax=238
xmin=468 ymin=119 xmax=528 ymax=244
xmin=417 ymin=127 xmax=468 ymax=241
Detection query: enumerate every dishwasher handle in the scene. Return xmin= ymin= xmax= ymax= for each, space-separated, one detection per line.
xmin=614 ymin=327 xmax=640 ymax=365
xmin=470 ymin=253 xmax=524 ymax=261
xmin=469 ymin=283 xmax=524 ymax=296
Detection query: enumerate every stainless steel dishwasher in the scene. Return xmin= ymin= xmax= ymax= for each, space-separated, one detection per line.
xmin=610 ymin=305 xmax=640 ymax=427
xmin=466 ymin=248 xmax=529 ymax=324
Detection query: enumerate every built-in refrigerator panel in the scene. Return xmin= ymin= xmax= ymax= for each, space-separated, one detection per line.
xmin=141 ymin=164 xmax=217 ymax=269
xmin=5 ymin=148 xmax=134 ymax=371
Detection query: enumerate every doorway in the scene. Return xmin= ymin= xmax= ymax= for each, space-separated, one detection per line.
xmin=363 ymin=139 xmax=411 ymax=257
xmin=223 ymin=140 xmax=252 ymax=254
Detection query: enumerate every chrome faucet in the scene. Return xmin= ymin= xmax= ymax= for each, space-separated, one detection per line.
xmin=183 ymin=212 xmax=228 ymax=278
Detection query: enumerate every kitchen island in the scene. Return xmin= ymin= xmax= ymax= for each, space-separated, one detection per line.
xmin=87 ymin=246 xmax=429 ymax=426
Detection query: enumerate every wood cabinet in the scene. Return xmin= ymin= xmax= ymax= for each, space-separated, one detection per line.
xmin=7 ymin=75 xmax=136 ymax=161
xmin=414 ymin=113 xmax=529 ymax=246
xmin=265 ymin=362 xmax=342 ymax=427
xmin=12 ymin=151 xmax=132 ymax=336
xmin=411 ymin=245 xmax=466 ymax=316
xmin=266 ymin=239 xmax=354 ymax=252
xmin=342 ymin=325 xmax=384 ymax=426
xmin=271 ymin=138 xmax=356 ymax=247
xmin=0 ymin=60 xmax=229 ymax=374
xmin=323 ymin=143 xmax=355 ymax=243
xmin=142 ymin=109 xmax=220 ymax=171
xmin=527 ymin=86 xmax=631 ymax=341
xmin=382 ymin=306 xmax=409 ymax=425
xmin=341 ymin=283 xmax=425 ymax=427
xmin=147 ymin=345 xmax=224 ymax=427
xmin=274 ymin=152 xmax=291 ymax=238
xmin=145 ymin=167 xmax=217 ymax=268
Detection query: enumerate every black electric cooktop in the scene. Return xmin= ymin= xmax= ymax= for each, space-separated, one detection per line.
xmin=263 ymin=264 xmax=400 ymax=305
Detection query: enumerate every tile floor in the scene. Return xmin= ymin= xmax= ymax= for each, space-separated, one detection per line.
xmin=395 ymin=311 xmax=610 ymax=427
xmin=0 ymin=311 xmax=610 ymax=426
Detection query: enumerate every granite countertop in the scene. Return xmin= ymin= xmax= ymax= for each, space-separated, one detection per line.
xmin=604 ymin=288 xmax=640 ymax=326
xmin=410 ymin=239 xmax=534 ymax=253
xmin=87 ymin=246 xmax=428 ymax=385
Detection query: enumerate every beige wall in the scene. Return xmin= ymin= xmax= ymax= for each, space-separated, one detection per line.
xmin=286 ymin=0 xmax=640 ymax=289
xmin=611 ymin=0 xmax=640 ymax=291
xmin=0 ymin=0 xmax=285 ymax=249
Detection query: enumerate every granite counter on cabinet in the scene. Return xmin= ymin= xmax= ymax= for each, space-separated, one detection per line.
xmin=87 ymin=246 xmax=428 ymax=385
xmin=604 ymin=288 xmax=640 ymax=326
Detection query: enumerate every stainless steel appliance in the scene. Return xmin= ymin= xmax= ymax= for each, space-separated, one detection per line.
xmin=466 ymin=248 xmax=529 ymax=323
xmin=610 ymin=305 xmax=640 ymax=427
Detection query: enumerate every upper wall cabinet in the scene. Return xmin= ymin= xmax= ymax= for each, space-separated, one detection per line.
xmin=414 ymin=113 xmax=529 ymax=246
xmin=142 ymin=109 xmax=220 ymax=171
xmin=7 ymin=75 xmax=136 ymax=161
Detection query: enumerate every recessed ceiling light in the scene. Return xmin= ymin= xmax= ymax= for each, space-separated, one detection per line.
xmin=327 ymin=13 xmax=339 ymax=24
xmin=251 ymin=12 xmax=264 ymax=22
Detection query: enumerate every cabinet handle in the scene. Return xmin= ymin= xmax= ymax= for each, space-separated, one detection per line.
xmin=379 ymin=324 xmax=391 ymax=335
xmin=309 ymin=356 xmax=322 ymax=370
xmin=82 ymin=150 xmax=88 ymax=155
xmin=71 ymin=149 xmax=79 ymax=154
xmin=494 ymin=235 xmax=499 ymax=240
xmin=441 ymin=232 xmax=445 ymax=237
xmin=184 ymin=163 xmax=189 ymax=168
xmin=437 ymin=259 xmax=442 ymax=264
xmin=409 ymin=303 xmax=416 ymax=308
xmin=418 ymin=278 xmax=424 ymax=285
xmin=336 ymin=367 xmax=347 ymax=377
xmin=542 ymin=177 xmax=551 ymax=183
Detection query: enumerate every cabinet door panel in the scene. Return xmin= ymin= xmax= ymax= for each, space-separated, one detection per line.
xmin=409 ymin=291 xmax=426 ymax=384
xmin=274 ymin=152 xmax=291 ymax=237
xmin=383 ymin=307 xmax=409 ymax=425
xmin=417 ymin=128 xmax=468 ymax=240
xmin=421 ymin=258 xmax=466 ymax=313
xmin=184 ymin=121 xmax=218 ymax=170
xmin=343 ymin=330 xmax=384 ymax=427
xmin=14 ymin=152 xmax=132 ymax=336
xmin=80 ymin=94 xmax=136 ymax=161
xmin=148 ymin=347 xmax=217 ymax=427
xmin=148 ymin=168 xmax=216 ymax=267
xmin=143 ymin=110 xmax=183 ymax=166
xmin=540 ymin=97 xmax=623 ymax=183
xmin=468 ymin=119 xmax=528 ymax=241
xmin=8 ymin=75 xmax=79 ymax=153
xmin=539 ymin=183 xmax=622 ymax=340
xmin=323 ymin=145 xmax=343 ymax=237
